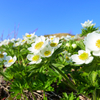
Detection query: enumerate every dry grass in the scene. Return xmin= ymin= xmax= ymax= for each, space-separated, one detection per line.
xmin=44 ymin=33 xmax=73 ymax=38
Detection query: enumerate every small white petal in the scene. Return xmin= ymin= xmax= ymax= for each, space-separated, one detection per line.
xmin=93 ymin=51 xmax=100 ymax=56
xmin=85 ymin=57 xmax=94 ymax=64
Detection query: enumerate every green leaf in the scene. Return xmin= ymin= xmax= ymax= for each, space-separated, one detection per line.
xmin=89 ymin=71 xmax=97 ymax=83
xmin=76 ymin=39 xmax=85 ymax=50
xmin=52 ymin=63 xmax=64 ymax=69
xmin=62 ymin=92 xmax=68 ymax=99
xmin=51 ymin=63 xmax=77 ymax=92
xmin=0 ymin=71 xmax=12 ymax=82
xmin=69 ymin=92 xmax=74 ymax=100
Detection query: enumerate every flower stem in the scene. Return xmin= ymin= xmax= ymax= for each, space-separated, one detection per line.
xmin=51 ymin=64 xmax=77 ymax=92
xmin=93 ymin=90 xmax=97 ymax=100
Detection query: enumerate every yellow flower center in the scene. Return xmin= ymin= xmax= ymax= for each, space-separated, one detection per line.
xmin=50 ymin=42 xmax=57 ymax=47
xmin=71 ymin=36 xmax=74 ymax=38
xmin=96 ymin=39 xmax=100 ymax=48
xmin=66 ymin=56 xmax=69 ymax=60
xmin=32 ymin=55 xmax=39 ymax=61
xmin=35 ymin=42 xmax=44 ymax=50
xmin=44 ymin=51 xmax=51 ymax=56
xmin=78 ymin=52 xmax=89 ymax=60
xmin=51 ymin=37 xmax=54 ymax=40
xmin=22 ymin=40 xmax=25 ymax=42
xmin=0 ymin=54 xmax=4 ymax=58
xmin=15 ymin=44 xmax=18 ymax=46
xmin=26 ymin=34 xmax=31 ymax=37
xmin=8 ymin=59 xmax=14 ymax=63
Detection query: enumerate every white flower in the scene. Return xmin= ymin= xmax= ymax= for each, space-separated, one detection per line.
xmin=64 ymin=35 xmax=72 ymax=41
xmin=40 ymin=45 xmax=54 ymax=57
xmin=81 ymin=20 xmax=95 ymax=28
xmin=28 ymin=36 xmax=48 ymax=53
xmin=1 ymin=39 xmax=10 ymax=45
xmin=23 ymin=32 xmax=35 ymax=39
xmin=64 ymin=52 xmax=72 ymax=63
xmin=26 ymin=35 xmax=37 ymax=44
xmin=64 ymin=34 xmax=78 ymax=41
xmin=0 ymin=52 xmax=7 ymax=61
xmin=71 ymin=34 xmax=79 ymax=40
xmin=22 ymin=32 xmax=37 ymax=44
xmin=16 ymin=38 xmax=22 ymax=42
xmin=49 ymin=35 xmax=56 ymax=41
xmin=49 ymin=37 xmax=62 ymax=49
xmin=84 ymin=32 xmax=100 ymax=56
xmin=13 ymin=41 xmax=21 ymax=47
xmin=71 ymin=50 xmax=93 ymax=65
xmin=27 ymin=53 xmax=42 ymax=64
xmin=4 ymin=56 xmax=17 ymax=67
xmin=20 ymin=39 xmax=27 ymax=45
xmin=72 ymin=43 xmax=77 ymax=48
xmin=10 ymin=38 xmax=15 ymax=43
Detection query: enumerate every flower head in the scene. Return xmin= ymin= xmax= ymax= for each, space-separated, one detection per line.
xmin=49 ymin=37 xmax=62 ymax=49
xmin=27 ymin=53 xmax=42 ymax=64
xmin=0 ymin=52 xmax=7 ymax=61
xmin=71 ymin=50 xmax=93 ymax=65
xmin=84 ymin=32 xmax=100 ymax=56
xmin=28 ymin=36 xmax=48 ymax=53
xmin=4 ymin=56 xmax=17 ymax=67
xmin=23 ymin=32 xmax=35 ymax=39
xmin=64 ymin=34 xmax=78 ymax=41
xmin=64 ymin=51 xmax=72 ymax=63
xmin=13 ymin=41 xmax=21 ymax=47
xmin=49 ymin=35 xmax=56 ymax=41
xmin=40 ymin=45 xmax=54 ymax=57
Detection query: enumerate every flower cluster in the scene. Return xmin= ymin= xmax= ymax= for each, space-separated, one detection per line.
xmin=81 ymin=20 xmax=95 ymax=28
xmin=0 ymin=20 xmax=100 ymax=67
xmin=27 ymin=35 xmax=62 ymax=64
xmin=1 ymin=20 xmax=100 ymax=99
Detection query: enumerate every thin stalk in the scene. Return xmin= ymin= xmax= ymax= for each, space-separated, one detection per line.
xmin=43 ymin=91 xmax=47 ymax=100
xmin=18 ymin=46 xmax=20 ymax=64
xmin=43 ymin=91 xmax=45 ymax=99
xmin=96 ymin=89 xmax=100 ymax=100
xmin=51 ymin=64 xmax=77 ymax=92
xmin=93 ymin=90 xmax=97 ymax=100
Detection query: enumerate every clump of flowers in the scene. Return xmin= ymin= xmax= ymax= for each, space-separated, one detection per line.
xmin=1 ymin=20 xmax=100 ymax=100
xmin=80 ymin=20 xmax=98 ymax=37
xmin=81 ymin=20 xmax=95 ymax=28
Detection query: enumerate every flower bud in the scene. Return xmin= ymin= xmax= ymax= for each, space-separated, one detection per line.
xmin=66 ymin=43 xmax=70 ymax=47
xmin=72 ymin=43 xmax=77 ymax=48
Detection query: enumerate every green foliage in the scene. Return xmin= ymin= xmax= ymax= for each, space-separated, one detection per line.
xmin=80 ymin=26 xmax=98 ymax=37
xmin=61 ymin=92 xmax=79 ymax=100
xmin=76 ymin=39 xmax=85 ymax=50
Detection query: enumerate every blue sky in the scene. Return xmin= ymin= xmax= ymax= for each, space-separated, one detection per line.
xmin=0 ymin=0 xmax=100 ymax=41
